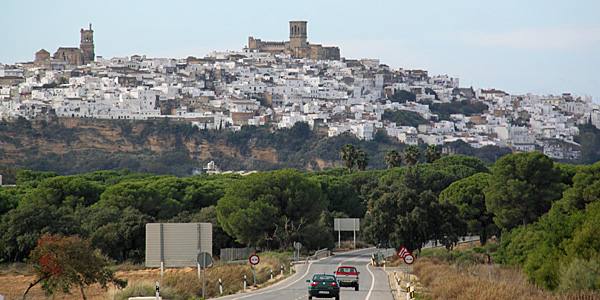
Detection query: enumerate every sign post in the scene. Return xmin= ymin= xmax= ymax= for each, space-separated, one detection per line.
xmin=293 ymin=242 xmax=302 ymax=261
xmin=155 ymin=281 xmax=160 ymax=300
xmin=334 ymin=218 xmax=360 ymax=249
xmin=249 ymin=254 xmax=260 ymax=286
xmin=397 ymin=247 xmax=414 ymax=284
xmin=197 ymin=252 xmax=212 ymax=299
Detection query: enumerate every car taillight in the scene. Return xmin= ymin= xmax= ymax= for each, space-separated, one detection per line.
xmin=311 ymin=281 xmax=318 ymax=286
xmin=331 ymin=282 xmax=338 ymax=287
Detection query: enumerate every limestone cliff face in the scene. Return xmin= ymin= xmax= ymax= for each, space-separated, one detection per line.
xmin=0 ymin=118 xmax=280 ymax=167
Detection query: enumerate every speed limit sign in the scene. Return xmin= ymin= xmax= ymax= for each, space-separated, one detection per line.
xmin=249 ymin=254 xmax=260 ymax=265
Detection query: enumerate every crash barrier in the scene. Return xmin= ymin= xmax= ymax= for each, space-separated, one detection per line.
xmin=311 ymin=248 xmax=331 ymax=260
xmin=220 ymin=247 xmax=254 ymax=261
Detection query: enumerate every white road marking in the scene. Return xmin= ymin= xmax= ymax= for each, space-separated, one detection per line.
xmin=223 ymin=261 xmax=313 ymax=300
xmin=365 ymin=262 xmax=376 ymax=300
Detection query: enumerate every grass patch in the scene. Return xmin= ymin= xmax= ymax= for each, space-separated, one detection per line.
xmin=260 ymin=251 xmax=295 ymax=259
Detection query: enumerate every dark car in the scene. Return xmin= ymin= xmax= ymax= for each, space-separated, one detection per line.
xmin=307 ymin=274 xmax=340 ymax=300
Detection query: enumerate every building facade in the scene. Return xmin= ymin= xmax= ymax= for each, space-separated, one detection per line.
xmin=38 ymin=24 xmax=95 ymax=66
xmin=248 ymin=21 xmax=340 ymax=60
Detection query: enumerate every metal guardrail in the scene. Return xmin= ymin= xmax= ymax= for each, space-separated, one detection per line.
xmin=312 ymin=248 xmax=331 ymax=260
xmin=213 ymin=259 xmax=247 ymax=266
xmin=213 ymin=248 xmax=331 ymax=266
xmin=221 ymin=247 xmax=254 ymax=261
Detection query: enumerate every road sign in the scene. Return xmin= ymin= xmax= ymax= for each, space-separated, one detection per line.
xmin=249 ymin=254 xmax=260 ymax=265
xmin=197 ymin=252 xmax=212 ymax=267
xmin=398 ymin=246 xmax=414 ymax=264
xmin=294 ymin=242 xmax=302 ymax=250
xmin=397 ymin=246 xmax=409 ymax=259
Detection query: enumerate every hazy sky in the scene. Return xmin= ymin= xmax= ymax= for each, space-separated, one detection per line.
xmin=2 ymin=0 xmax=599 ymax=100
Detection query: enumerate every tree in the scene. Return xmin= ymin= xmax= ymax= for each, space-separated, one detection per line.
xmin=80 ymin=206 xmax=154 ymax=262
xmin=424 ymin=144 xmax=441 ymax=163
xmin=340 ymin=144 xmax=358 ymax=174
xmin=561 ymin=161 xmax=600 ymax=210
xmin=389 ymin=90 xmax=416 ymax=103
xmin=439 ymin=173 xmax=497 ymax=245
xmin=0 ymin=203 xmax=79 ymax=262
xmin=97 ymin=181 xmax=181 ymax=220
xmin=0 ymin=165 xmax=19 ymax=184
xmin=31 ymin=176 xmax=105 ymax=208
xmin=311 ymin=175 xmax=365 ymax=217
xmin=384 ymin=149 xmax=402 ymax=168
xmin=485 ymin=152 xmax=565 ymax=231
xmin=355 ymin=149 xmax=369 ymax=171
xmin=217 ymin=169 xmax=327 ymax=250
xmin=363 ymin=188 xmax=463 ymax=252
xmin=404 ymin=145 xmax=421 ymax=167
xmin=24 ymin=234 xmax=126 ymax=300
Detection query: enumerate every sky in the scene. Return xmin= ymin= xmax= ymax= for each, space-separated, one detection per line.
xmin=2 ymin=0 xmax=599 ymax=101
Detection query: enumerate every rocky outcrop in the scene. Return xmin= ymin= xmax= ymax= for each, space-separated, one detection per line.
xmin=0 ymin=118 xmax=280 ymax=167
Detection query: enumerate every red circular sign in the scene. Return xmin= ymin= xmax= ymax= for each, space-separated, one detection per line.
xmin=249 ymin=254 xmax=260 ymax=265
xmin=403 ymin=254 xmax=414 ymax=265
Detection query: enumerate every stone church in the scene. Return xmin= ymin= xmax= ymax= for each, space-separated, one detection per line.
xmin=248 ymin=21 xmax=340 ymax=60
xmin=34 ymin=24 xmax=95 ymax=67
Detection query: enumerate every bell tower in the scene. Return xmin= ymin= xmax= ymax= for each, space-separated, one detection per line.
xmin=289 ymin=21 xmax=307 ymax=49
xmin=80 ymin=23 xmax=95 ymax=63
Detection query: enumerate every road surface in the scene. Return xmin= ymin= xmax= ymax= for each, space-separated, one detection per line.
xmin=216 ymin=247 xmax=396 ymax=300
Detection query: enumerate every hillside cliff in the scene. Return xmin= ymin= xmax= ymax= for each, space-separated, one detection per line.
xmin=0 ymin=118 xmax=344 ymax=175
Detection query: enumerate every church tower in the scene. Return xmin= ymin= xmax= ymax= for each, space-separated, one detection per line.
xmin=80 ymin=24 xmax=95 ymax=63
xmin=289 ymin=21 xmax=307 ymax=49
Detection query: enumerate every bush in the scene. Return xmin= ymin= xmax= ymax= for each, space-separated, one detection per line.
xmin=472 ymin=246 xmax=485 ymax=254
xmin=558 ymin=257 xmax=600 ymax=294
xmin=113 ymin=280 xmax=177 ymax=300
xmin=455 ymin=250 xmax=478 ymax=267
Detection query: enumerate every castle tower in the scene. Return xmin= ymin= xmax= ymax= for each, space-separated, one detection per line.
xmin=80 ymin=23 xmax=95 ymax=63
xmin=289 ymin=21 xmax=307 ymax=49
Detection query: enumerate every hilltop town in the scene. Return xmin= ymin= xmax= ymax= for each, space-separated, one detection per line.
xmin=0 ymin=21 xmax=597 ymax=161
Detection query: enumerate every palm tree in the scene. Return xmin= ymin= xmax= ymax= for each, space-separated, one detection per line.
xmin=356 ymin=149 xmax=369 ymax=171
xmin=340 ymin=144 xmax=358 ymax=174
xmin=384 ymin=149 xmax=403 ymax=168
xmin=424 ymin=144 xmax=441 ymax=163
xmin=404 ymin=145 xmax=421 ymax=167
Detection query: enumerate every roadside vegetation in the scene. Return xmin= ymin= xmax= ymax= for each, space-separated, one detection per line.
xmin=114 ymin=257 xmax=292 ymax=300
xmin=404 ymin=247 xmax=600 ymax=300
xmin=2 ymin=141 xmax=600 ymax=298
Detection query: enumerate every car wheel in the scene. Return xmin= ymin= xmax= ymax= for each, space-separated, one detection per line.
xmin=308 ymin=296 xmax=312 ymax=300
xmin=355 ymin=284 xmax=359 ymax=291
xmin=335 ymin=295 xmax=339 ymax=300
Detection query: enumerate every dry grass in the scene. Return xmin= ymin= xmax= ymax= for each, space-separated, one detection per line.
xmin=411 ymin=257 xmax=595 ymax=300
xmin=114 ymin=257 xmax=291 ymax=300
xmin=0 ymin=258 xmax=293 ymax=300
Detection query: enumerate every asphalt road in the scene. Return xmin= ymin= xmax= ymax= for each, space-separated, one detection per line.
xmin=215 ymin=247 xmax=397 ymax=300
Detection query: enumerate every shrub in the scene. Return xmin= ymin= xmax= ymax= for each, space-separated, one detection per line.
xmin=557 ymin=257 xmax=600 ymax=294
xmin=472 ymin=246 xmax=485 ymax=254
xmin=113 ymin=280 xmax=177 ymax=300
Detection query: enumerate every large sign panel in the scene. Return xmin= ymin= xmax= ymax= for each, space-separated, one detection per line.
xmin=334 ymin=218 xmax=360 ymax=231
xmin=146 ymin=223 xmax=212 ymax=267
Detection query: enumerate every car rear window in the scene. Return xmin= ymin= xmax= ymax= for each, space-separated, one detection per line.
xmin=313 ymin=275 xmax=336 ymax=281
xmin=338 ymin=267 xmax=357 ymax=273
